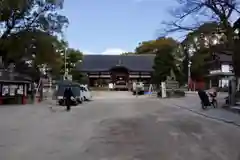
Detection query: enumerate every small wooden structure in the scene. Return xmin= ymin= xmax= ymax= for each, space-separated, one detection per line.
xmin=0 ymin=69 xmax=32 ymax=105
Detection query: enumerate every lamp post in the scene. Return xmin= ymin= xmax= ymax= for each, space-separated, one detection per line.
xmin=61 ymin=49 xmax=68 ymax=80
xmin=188 ymin=61 xmax=192 ymax=91
xmin=61 ymin=27 xmax=68 ymax=80
xmin=64 ymin=48 xmax=67 ymax=79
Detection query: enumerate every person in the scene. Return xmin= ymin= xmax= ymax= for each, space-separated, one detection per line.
xmin=135 ymin=82 xmax=140 ymax=97
xmin=197 ymin=89 xmax=211 ymax=106
xmin=108 ymin=82 xmax=113 ymax=91
xmin=63 ymin=87 xmax=74 ymax=111
xmin=208 ymin=87 xmax=217 ymax=102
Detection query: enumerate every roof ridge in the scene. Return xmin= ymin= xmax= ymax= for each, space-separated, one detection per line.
xmin=83 ymin=54 xmax=155 ymax=56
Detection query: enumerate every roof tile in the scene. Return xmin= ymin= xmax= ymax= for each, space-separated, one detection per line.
xmin=76 ymin=54 xmax=155 ymax=72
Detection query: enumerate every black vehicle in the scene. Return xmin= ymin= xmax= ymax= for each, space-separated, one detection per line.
xmin=198 ymin=90 xmax=218 ymax=110
xmin=55 ymin=80 xmax=82 ymax=106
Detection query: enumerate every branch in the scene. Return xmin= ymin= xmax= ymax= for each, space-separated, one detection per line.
xmin=171 ymin=2 xmax=204 ymax=20
xmin=226 ymin=1 xmax=240 ymax=14
xmin=161 ymin=0 xmax=205 ymax=35
xmin=14 ymin=5 xmax=49 ymax=31
xmin=161 ymin=20 xmax=201 ymax=37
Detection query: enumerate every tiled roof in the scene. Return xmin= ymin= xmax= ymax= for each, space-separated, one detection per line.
xmin=0 ymin=70 xmax=32 ymax=83
xmin=76 ymin=54 xmax=155 ymax=72
xmin=215 ymin=52 xmax=232 ymax=63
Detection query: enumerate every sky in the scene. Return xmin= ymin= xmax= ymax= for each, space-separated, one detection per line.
xmin=61 ymin=0 xmax=178 ymax=55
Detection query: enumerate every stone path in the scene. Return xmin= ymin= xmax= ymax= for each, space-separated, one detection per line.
xmin=159 ymin=95 xmax=240 ymax=127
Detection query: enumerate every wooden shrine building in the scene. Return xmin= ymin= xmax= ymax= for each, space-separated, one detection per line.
xmin=76 ymin=54 xmax=155 ymax=87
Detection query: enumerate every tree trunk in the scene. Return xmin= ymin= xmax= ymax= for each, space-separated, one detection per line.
xmin=224 ymin=23 xmax=236 ymax=105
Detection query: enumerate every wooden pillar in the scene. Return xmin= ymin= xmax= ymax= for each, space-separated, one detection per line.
xmin=219 ymin=77 xmax=222 ymax=88
xmin=209 ymin=79 xmax=212 ymax=89
xmin=0 ymin=95 xmax=2 ymax=105
xmin=0 ymin=83 xmax=2 ymax=105
xmin=22 ymin=84 xmax=27 ymax=104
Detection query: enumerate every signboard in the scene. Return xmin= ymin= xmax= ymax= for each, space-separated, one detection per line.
xmin=89 ymin=75 xmax=99 ymax=78
xmin=129 ymin=75 xmax=140 ymax=78
xmin=210 ymin=69 xmax=222 ymax=74
xmin=161 ymin=82 xmax=167 ymax=98
xmin=100 ymin=75 xmax=111 ymax=78
xmin=88 ymin=72 xmax=99 ymax=75
xmin=209 ymin=69 xmax=233 ymax=75
xmin=1 ymin=84 xmax=25 ymax=96
xmin=166 ymin=80 xmax=179 ymax=89
xmin=140 ymin=75 xmax=151 ymax=78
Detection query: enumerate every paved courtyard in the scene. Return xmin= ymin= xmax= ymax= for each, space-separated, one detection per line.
xmin=0 ymin=91 xmax=240 ymax=160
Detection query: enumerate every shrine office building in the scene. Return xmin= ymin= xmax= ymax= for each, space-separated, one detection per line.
xmin=76 ymin=54 xmax=155 ymax=87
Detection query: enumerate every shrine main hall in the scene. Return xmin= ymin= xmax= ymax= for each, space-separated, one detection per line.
xmin=76 ymin=54 xmax=155 ymax=87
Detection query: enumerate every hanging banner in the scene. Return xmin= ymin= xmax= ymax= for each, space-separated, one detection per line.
xmin=2 ymin=85 xmax=9 ymax=96
xmin=9 ymin=85 xmax=17 ymax=96
xmin=17 ymin=85 xmax=24 ymax=95
xmin=161 ymin=82 xmax=167 ymax=98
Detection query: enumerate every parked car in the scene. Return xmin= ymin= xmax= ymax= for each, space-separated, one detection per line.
xmin=132 ymin=82 xmax=144 ymax=95
xmin=55 ymin=80 xmax=83 ymax=105
xmin=80 ymin=85 xmax=92 ymax=101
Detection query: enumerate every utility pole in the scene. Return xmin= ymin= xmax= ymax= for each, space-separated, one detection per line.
xmin=62 ymin=27 xmax=68 ymax=80
xmin=188 ymin=61 xmax=192 ymax=91
xmin=64 ymin=48 xmax=67 ymax=80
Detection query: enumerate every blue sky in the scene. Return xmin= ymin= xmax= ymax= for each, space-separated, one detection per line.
xmin=61 ymin=0 xmax=178 ymax=55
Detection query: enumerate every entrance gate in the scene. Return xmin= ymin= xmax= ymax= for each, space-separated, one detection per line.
xmin=110 ymin=67 xmax=129 ymax=90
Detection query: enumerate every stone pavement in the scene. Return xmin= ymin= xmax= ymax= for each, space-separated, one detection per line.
xmin=159 ymin=94 xmax=240 ymax=127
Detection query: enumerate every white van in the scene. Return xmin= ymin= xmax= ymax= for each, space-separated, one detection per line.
xmin=132 ymin=82 xmax=144 ymax=95
xmin=80 ymin=85 xmax=92 ymax=101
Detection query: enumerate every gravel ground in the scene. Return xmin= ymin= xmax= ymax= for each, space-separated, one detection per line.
xmin=0 ymin=91 xmax=240 ymax=160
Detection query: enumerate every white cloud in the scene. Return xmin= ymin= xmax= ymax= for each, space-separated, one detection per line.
xmin=83 ymin=48 xmax=128 ymax=55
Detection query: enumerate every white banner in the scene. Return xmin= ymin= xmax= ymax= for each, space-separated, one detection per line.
xmin=161 ymin=82 xmax=167 ymax=98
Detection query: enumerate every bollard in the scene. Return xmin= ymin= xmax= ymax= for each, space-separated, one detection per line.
xmin=22 ymin=95 xmax=27 ymax=104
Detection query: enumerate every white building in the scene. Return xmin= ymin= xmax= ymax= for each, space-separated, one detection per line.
xmin=208 ymin=52 xmax=234 ymax=88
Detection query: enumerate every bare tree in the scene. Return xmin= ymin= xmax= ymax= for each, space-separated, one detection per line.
xmin=163 ymin=0 xmax=240 ymax=105
xmin=163 ymin=0 xmax=240 ymax=43
xmin=163 ymin=0 xmax=240 ymax=76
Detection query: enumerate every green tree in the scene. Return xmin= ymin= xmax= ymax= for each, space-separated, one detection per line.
xmin=135 ymin=38 xmax=184 ymax=83
xmin=61 ymin=48 xmax=84 ymax=83
xmin=135 ymin=38 xmax=178 ymax=54
xmin=152 ymin=38 xmax=183 ymax=84
xmin=0 ymin=0 xmax=68 ymax=79
xmin=181 ymin=22 xmax=223 ymax=81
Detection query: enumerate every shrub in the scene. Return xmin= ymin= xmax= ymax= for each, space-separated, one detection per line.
xmin=173 ymin=90 xmax=185 ymax=97
xmin=157 ymin=90 xmax=173 ymax=98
